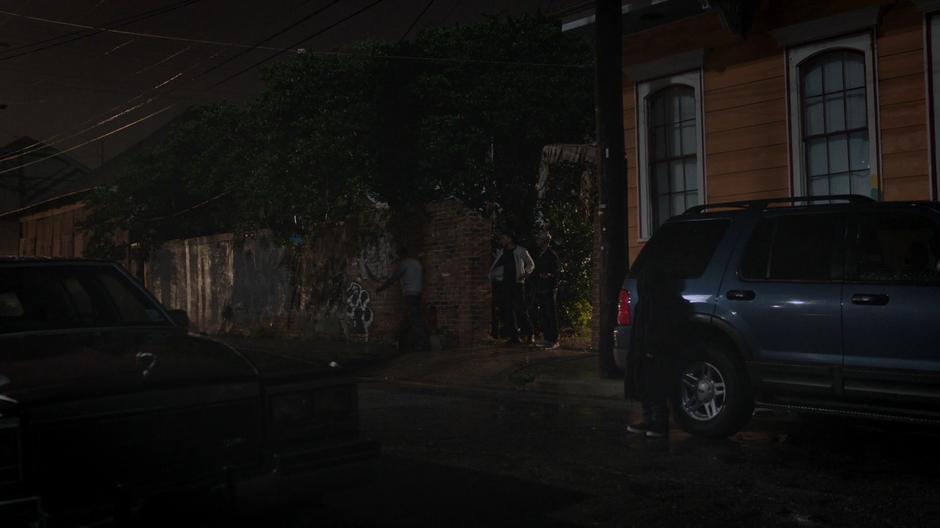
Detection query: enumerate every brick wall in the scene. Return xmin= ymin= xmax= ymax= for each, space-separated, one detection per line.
xmin=422 ymin=199 xmax=493 ymax=347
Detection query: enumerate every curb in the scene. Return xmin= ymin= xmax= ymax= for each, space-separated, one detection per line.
xmin=360 ymin=375 xmax=623 ymax=402
xmin=525 ymin=377 xmax=622 ymax=400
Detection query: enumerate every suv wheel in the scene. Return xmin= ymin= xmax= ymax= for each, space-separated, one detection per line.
xmin=672 ymin=343 xmax=753 ymax=438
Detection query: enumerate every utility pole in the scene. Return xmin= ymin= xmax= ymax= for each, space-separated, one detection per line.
xmin=595 ymin=0 xmax=627 ymax=378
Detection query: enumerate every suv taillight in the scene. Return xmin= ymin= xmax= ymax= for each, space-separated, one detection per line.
xmin=617 ymin=288 xmax=632 ymax=326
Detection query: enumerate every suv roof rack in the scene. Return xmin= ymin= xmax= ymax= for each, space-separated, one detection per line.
xmin=683 ymin=194 xmax=875 ymax=216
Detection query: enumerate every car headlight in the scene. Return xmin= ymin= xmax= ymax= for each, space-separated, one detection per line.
xmin=269 ymin=385 xmax=358 ymax=445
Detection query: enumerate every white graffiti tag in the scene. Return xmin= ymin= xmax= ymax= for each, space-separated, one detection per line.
xmin=345 ymin=282 xmax=375 ymax=336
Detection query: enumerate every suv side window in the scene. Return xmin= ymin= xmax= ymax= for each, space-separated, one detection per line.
xmin=849 ymin=212 xmax=940 ymax=283
xmin=740 ymin=214 xmax=845 ymax=281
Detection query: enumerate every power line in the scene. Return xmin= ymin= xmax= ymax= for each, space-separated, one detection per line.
xmin=0 ymin=0 xmax=202 ymax=63
xmin=0 ymin=40 xmax=588 ymax=167
xmin=134 ymin=45 xmax=192 ymax=75
xmin=0 ymin=1 xmax=194 ymax=55
xmin=0 ymin=6 xmax=295 ymax=54
xmin=0 ymin=1 xmax=346 ymax=162
xmin=0 ymin=1 xmax=589 ymax=177
xmin=0 ymin=105 xmax=176 ymax=176
xmin=138 ymin=190 xmax=233 ymax=222
xmin=0 ymin=49 xmax=232 ymax=163
xmin=0 ymin=1 xmax=347 ymax=168
xmin=195 ymin=0 xmax=342 ymax=79
xmin=399 ymin=0 xmax=435 ymax=42
xmin=212 ymin=0 xmax=389 ymax=87
xmin=0 ymin=1 xmax=348 ymax=167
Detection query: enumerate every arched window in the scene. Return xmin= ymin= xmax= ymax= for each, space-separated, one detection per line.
xmin=799 ymin=50 xmax=870 ymax=196
xmin=648 ymin=85 xmax=699 ymax=228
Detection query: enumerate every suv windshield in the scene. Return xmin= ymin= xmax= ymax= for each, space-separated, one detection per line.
xmin=630 ymin=219 xmax=729 ymax=278
xmin=0 ymin=265 xmax=170 ymax=334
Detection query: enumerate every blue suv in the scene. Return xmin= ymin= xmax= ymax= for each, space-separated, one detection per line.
xmin=614 ymin=195 xmax=940 ymax=437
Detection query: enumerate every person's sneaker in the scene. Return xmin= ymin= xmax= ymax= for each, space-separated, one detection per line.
xmin=626 ymin=422 xmax=650 ymax=434
xmin=545 ymin=341 xmax=560 ymax=350
xmin=645 ymin=425 xmax=668 ymax=438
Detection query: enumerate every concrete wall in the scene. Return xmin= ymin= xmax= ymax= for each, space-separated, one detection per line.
xmin=146 ymin=199 xmax=494 ymax=346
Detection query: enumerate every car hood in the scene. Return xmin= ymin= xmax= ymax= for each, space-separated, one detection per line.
xmin=0 ymin=328 xmax=262 ymax=405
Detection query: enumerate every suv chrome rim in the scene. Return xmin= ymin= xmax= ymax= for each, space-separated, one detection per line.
xmin=679 ymin=361 xmax=727 ymax=422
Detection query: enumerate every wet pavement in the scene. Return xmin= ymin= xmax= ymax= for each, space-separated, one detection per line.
xmin=255 ymin=382 xmax=940 ymax=527
xmin=129 ymin=378 xmax=940 ymax=527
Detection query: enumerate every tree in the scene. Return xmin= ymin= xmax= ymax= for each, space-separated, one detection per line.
xmin=83 ymin=103 xmax=249 ymax=255
xmin=377 ymin=14 xmax=595 ymax=237
xmin=85 ymin=14 xmax=594 ymax=257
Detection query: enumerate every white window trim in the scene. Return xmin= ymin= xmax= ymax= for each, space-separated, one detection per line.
xmin=786 ymin=33 xmax=880 ymax=198
xmin=635 ymin=70 xmax=705 ymax=240
xmin=928 ymin=15 xmax=940 ymax=199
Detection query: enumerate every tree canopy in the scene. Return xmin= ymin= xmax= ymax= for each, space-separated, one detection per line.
xmin=84 ymin=14 xmax=595 ymax=253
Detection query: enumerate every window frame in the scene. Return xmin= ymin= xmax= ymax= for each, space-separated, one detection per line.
xmin=928 ymin=14 xmax=940 ymax=199
xmin=636 ymin=70 xmax=705 ymax=239
xmin=787 ymin=33 xmax=880 ymax=199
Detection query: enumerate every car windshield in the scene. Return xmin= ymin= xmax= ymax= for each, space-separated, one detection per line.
xmin=0 ymin=264 xmax=170 ymax=334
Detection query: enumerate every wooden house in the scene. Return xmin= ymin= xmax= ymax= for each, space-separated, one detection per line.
xmin=562 ymin=0 xmax=940 ymax=259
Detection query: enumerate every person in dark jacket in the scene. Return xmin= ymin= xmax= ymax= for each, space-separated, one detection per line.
xmin=532 ymin=230 xmax=560 ymax=348
xmin=625 ymin=267 xmax=693 ymax=438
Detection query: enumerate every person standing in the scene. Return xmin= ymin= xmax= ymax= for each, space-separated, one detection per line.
xmin=378 ymin=247 xmax=429 ymax=352
xmin=532 ymin=231 xmax=560 ymax=349
xmin=625 ymin=267 xmax=692 ymax=438
xmin=488 ymin=233 xmax=535 ymax=345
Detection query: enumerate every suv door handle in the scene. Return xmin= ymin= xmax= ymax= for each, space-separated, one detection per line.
xmin=851 ymin=293 xmax=889 ymax=306
xmin=726 ymin=290 xmax=756 ymax=301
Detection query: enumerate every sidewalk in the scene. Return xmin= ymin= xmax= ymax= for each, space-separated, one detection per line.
xmin=219 ymin=334 xmax=623 ymax=400
xmin=218 ymin=335 xmax=399 ymax=370
xmin=359 ymin=341 xmax=624 ymax=400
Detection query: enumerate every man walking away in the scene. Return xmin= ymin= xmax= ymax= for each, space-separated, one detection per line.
xmin=378 ymin=247 xmax=429 ymax=352
xmin=533 ymin=231 xmax=560 ymax=349
xmin=488 ymin=233 xmax=535 ymax=346
xmin=624 ymin=267 xmax=692 ymax=438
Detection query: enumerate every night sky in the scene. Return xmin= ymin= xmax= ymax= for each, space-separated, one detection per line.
xmin=0 ymin=0 xmax=558 ymax=168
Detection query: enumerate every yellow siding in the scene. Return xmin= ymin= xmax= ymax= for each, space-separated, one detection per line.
xmin=620 ymin=0 xmax=935 ymax=261
xmin=878 ymin=4 xmax=931 ymax=201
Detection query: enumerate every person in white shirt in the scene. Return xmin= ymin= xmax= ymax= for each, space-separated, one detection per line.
xmin=488 ymin=233 xmax=535 ymax=345
xmin=378 ymin=247 xmax=429 ymax=351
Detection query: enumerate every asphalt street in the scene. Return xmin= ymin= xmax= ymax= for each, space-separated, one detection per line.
xmin=137 ymin=382 xmax=940 ymax=527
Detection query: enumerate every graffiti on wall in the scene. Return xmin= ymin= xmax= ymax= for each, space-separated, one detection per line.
xmin=345 ymin=282 xmax=375 ymax=336
xmin=357 ymin=234 xmax=395 ymax=282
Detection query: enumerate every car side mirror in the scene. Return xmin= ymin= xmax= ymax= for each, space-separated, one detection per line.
xmin=167 ymin=309 xmax=190 ymax=329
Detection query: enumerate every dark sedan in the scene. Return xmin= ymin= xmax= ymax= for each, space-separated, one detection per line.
xmin=0 ymin=258 xmax=377 ymax=526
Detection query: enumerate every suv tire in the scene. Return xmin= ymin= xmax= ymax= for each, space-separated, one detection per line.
xmin=672 ymin=342 xmax=753 ymax=438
